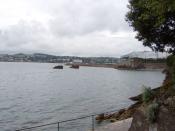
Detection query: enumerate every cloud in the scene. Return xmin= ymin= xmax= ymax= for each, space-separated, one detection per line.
xmin=0 ymin=21 xmax=52 ymax=51
xmin=0 ymin=0 xmax=147 ymax=57
xmin=48 ymin=0 xmax=131 ymax=37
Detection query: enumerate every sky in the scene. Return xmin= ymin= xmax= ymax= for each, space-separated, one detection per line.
xmin=0 ymin=0 xmax=150 ymax=57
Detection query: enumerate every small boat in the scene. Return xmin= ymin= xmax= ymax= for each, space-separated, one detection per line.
xmin=53 ymin=65 xmax=63 ymax=69
xmin=70 ymin=65 xmax=79 ymax=69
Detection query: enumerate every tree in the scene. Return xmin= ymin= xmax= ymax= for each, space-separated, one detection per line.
xmin=126 ymin=0 xmax=175 ymax=54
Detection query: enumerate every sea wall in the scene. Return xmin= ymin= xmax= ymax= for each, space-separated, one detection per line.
xmin=144 ymin=63 xmax=166 ymax=69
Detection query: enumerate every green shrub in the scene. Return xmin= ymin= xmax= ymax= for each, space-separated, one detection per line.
xmin=142 ymin=87 xmax=153 ymax=103
xmin=166 ymin=55 xmax=175 ymax=68
xmin=146 ymin=103 xmax=159 ymax=123
xmin=166 ymin=55 xmax=175 ymax=86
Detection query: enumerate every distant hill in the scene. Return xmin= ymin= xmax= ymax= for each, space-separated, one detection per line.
xmin=121 ymin=51 xmax=168 ymax=59
xmin=0 ymin=53 xmax=119 ymax=64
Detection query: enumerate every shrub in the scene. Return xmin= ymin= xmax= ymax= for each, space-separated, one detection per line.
xmin=166 ymin=55 xmax=175 ymax=68
xmin=166 ymin=55 xmax=175 ymax=86
xmin=142 ymin=87 xmax=153 ymax=103
xmin=146 ymin=103 xmax=159 ymax=123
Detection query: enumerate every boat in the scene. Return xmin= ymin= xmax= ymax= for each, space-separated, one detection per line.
xmin=53 ymin=65 xmax=63 ymax=69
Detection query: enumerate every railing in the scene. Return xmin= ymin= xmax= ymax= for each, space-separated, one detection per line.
xmin=15 ymin=109 xmax=120 ymax=131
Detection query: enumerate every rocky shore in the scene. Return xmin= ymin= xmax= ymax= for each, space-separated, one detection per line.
xmin=95 ymin=86 xmax=162 ymax=123
xmin=95 ymin=62 xmax=175 ymax=131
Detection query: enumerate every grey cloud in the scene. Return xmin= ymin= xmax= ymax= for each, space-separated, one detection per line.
xmin=48 ymin=0 xmax=130 ymax=37
xmin=0 ymin=20 xmax=146 ymax=57
xmin=0 ymin=0 xmax=146 ymax=57
xmin=0 ymin=21 xmax=51 ymax=50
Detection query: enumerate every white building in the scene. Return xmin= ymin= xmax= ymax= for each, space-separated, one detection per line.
xmin=73 ymin=59 xmax=83 ymax=64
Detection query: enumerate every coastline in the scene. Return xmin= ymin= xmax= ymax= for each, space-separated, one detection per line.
xmin=95 ymin=86 xmax=162 ymax=123
xmin=66 ymin=63 xmax=165 ymax=71
xmin=65 ymin=63 xmax=116 ymax=68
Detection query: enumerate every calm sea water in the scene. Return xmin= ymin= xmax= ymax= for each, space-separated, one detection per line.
xmin=0 ymin=62 xmax=165 ymax=131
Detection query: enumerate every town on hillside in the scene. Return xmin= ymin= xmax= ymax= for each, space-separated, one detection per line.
xmin=0 ymin=51 xmax=167 ymax=70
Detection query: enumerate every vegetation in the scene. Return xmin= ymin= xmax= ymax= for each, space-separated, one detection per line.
xmin=124 ymin=1 xmax=175 ymax=126
xmin=126 ymin=0 xmax=175 ymax=54
xmin=166 ymin=55 xmax=175 ymax=86
xmin=100 ymin=1 xmax=175 ymax=127
xmin=146 ymin=102 xmax=159 ymax=123
xmin=142 ymin=86 xmax=154 ymax=103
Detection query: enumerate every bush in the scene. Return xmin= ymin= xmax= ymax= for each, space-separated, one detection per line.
xmin=166 ymin=55 xmax=175 ymax=68
xmin=166 ymin=55 xmax=175 ymax=86
xmin=146 ymin=103 xmax=159 ymax=123
xmin=142 ymin=87 xmax=153 ymax=103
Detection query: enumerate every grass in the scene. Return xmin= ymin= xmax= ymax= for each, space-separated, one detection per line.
xmin=146 ymin=102 xmax=159 ymax=123
xmin=142 ymin=86 xmax=154 ymax=103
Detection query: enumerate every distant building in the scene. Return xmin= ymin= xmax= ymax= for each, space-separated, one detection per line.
xmin=121 ymin=51 xmax=168 ymax=59
xmin=119 ymin=58 xmax=144 ymax=68
xmin=73 ymin=59 xmax=83 ymax=64
xmin=119 ymin=58 xmax=132 ymax=66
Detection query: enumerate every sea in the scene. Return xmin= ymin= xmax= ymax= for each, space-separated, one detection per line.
xmin=0 ymin=62 xmax=165 ymax=131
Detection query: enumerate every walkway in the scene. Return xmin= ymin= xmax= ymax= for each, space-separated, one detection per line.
xmin=95 ymin=117 xmax=133 ymax=131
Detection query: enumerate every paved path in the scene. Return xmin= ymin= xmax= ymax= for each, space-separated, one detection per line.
xmin=95 ymin=118 xmax=133 ymax=131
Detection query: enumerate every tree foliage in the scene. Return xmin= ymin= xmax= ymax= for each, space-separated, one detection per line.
xmin=126 ymin=0 xmax=175 ymax=54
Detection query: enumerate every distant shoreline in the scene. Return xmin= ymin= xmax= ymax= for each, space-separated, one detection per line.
xmin=0 ymin=61 xmax=165 ymax=71
xmin=66 ymin=63 xmax=165 ymax=71
xmin=66 ymin=63 xmax=116 ymax=68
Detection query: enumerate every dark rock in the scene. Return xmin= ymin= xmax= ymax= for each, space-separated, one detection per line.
xmin=96 ymin=113 xmax=105 ymax=120
xmin=128 ymin=101 xmax=142 ymax=110
xmin=70 ymin=65 xmax=79 ymax=69
xmin=129 ymin=95 xmax=142 ymax=101
xmin=118 ymin=109 xmax=125 ymax=115
xmin=110 ymin=119 xmax=117 ymax=123
xmin=53 ymin=65 xmax=63 ymax=69
xmin=112 ymin=109 xmax=126 ymax=119
xmin=129 ymin=87 xmax=161 ymax=102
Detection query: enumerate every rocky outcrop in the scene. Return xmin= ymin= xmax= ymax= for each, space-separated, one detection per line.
xmin=70 ymin=65 xmax=79 ymax=69
xmin=53 ymin=65 xmax=63 ymax=69
xmin=129 ymin=98 xmax=175 ymax=131
xmin=128 ymin=110 xmax=149 ymax=131
xmin=95 ymin=67 xmax=175 ymax=131
xmin=95 ymin=102 xmax=141 ymax=122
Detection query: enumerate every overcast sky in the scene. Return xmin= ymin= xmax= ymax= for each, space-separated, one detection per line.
xmin=0 ymin=0 xmax=150 ymax=57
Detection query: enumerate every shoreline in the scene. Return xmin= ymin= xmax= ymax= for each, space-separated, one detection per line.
xmin=65 ymin=63 xmax=116 ymax=68
xmin=0 ymin=62 xmax=165 ymax=71
xmin=66 ymin=63 xmax=165 ymax=71
xmin=95 ymin=86 xmax=162 ymax=123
